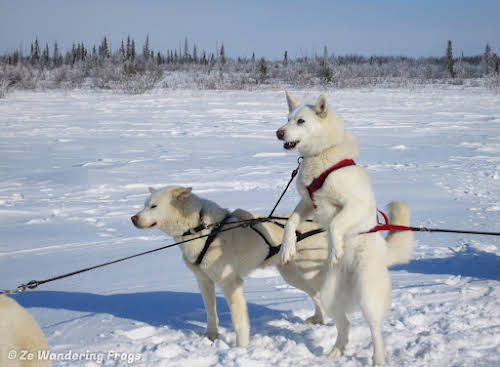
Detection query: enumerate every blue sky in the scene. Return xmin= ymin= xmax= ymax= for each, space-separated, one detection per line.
xmin=1 ymin=0 xmax=498 ymax=59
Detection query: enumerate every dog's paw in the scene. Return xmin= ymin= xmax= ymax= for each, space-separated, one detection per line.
xmin=203 ymin=331 xmax=219 ymax=341
xmin=305 ymin=314 xmax=324 ymax=325
xmin=279 ymin=242 xmax=297 ymax=264
xmin=327 ymin=347 xmax=344 ymax=359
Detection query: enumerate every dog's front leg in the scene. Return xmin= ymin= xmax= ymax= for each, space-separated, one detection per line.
xmin=328 ymin=201 xmax=365 ymax=266
xmin=280 ymin=200 xmax=312 ymax=264
xmin=222 ymin=277 xmax=250 ymax=347
xmin=327 ymin=222 xmax=344 ymax=266
xmin=192 ymin=268 xmax=219 ymax=341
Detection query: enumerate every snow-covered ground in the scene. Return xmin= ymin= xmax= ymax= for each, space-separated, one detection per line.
xmin=1 ymin=88 xmax=499 ymax=366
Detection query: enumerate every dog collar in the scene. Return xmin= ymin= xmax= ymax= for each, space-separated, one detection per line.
xmin=307 ymin=159 xmax=356 ymax=208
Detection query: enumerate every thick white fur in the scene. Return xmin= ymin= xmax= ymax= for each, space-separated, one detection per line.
xmin=277 ymin=92 xmax=414 ymax=365
xmin=0 ymin=295 xmax=51 ymax=367
xmin=131 ymin=186 xmax=330 ymax=347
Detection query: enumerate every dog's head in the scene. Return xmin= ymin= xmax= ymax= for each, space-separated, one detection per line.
xmin=276 ymin=92 xmax=345 ymax=157
xmin=131 ymin=186 xmax=201 ymax=236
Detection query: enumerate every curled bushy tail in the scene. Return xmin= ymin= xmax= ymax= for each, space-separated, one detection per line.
xmin=386 ymin=201 xmax=414 ymax=266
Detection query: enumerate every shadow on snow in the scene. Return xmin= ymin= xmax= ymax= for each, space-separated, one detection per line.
xmin=12 ymin=290 xmax=325 ymax=353
xmin=391 ymin=244 xmax=500 ymax=281
xmin=12 ymin=290 xmax=302 ymax=331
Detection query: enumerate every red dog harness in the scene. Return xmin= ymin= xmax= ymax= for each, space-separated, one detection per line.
xmin=306 ymin=159 xmax=412 ymax=233
xmin=306 ymin=159 xmax=356 ymax=208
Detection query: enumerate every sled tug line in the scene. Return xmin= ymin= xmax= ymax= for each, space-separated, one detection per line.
xmin=2 ymin=158 xmax=499 ymax=296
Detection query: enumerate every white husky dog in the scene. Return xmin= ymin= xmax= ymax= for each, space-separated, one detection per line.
xmin=0 ymin=295 xmax=51 ymax=367
xmin=131 ymin=186 xmax=330 ymax=347
xmin=276 ymin=92 xmax=414 ymax=365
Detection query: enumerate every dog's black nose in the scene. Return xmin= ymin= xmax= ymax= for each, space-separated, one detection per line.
xmin=131 ymin=215 xmax=138 ymax=225
xmin=276 ymin=129 xmax=285 ymax=140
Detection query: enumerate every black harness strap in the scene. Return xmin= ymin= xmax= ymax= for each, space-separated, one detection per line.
xmin=267 ymin=218 xmax=325 ymax=242
xmin=249 ymin=218 xmax=326 ymax=261
xmin=195 ymin=213 xmax=231 ymax=265
xmin=248 ymin=224 xmax=280 ymax=260
xmin=296 ymin=228 xmax=325 ymax=242
xmin=182 ymin=209 xmax=206 ymax=236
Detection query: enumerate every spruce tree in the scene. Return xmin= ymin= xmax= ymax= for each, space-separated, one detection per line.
xmin=484 ymin=43 xmax=492 ymax=75
xmin=183 ymin=37 xmax=189 ymax=62
xmin=283 ymin=50 xmax=288 ymax=66
xmin=143 ymin=34 xmax=150 ymax=61
xmin=71 ymin=43 xmax=77 ymax=64
xmin=31 ymin=38 xmax=40 ymax=65
xmin=446 ymin=40 xmax=455 ymax=78
xmin=42 ymin=43 xmax=50 ymax=65
xmin=12 ymin=49 xmax=19 ymax=65
xmin=81 ymin=43 xmax=87 ymax=60
xmin=126 ymin=36 xmax=131 ymax=60
xmin=131 ymin=39 xmax=136 ymax=61
xmin=220 ymin=43 xmax=226 ymax=64
xmin=259 ymin=57 xmax=268 ymax=82
xmin=320 ymin=46 xmax=332 ymax=84
xmin=120 ymin=40 xmax=126 ymax=59
xmin=99 ymin=36 xmax=109 ymax=58
xmin=193 ymin=44 xmax=198 ymax=64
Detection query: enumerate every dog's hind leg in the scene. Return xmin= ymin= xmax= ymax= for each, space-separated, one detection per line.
xmin=322 ymin=269 xmax=351 ymax=358
xmin=191 ymin=267 xmax=219 ymax=341
xmin=305 ymin=292 xmax=325 ymax=325
xmin=278 ymin=264 xmax=324 ymax=324
xmin=221 ymin=277 xmax=250 ymax=347
xmin=327 ymin=307 xmax=350 ymax=359
xmin=358 ymin=267 xmax=391 ymax=365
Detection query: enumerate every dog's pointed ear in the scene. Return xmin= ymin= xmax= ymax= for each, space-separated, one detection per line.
xmin=172 ymin=187 xmax=192 ymax=202
xmin=285 ymin=90 xmax=300 ymax=112
xmin=314 ymin=94 xmax=328 ymax=118
xmin=148 ymin=187 xmax=156 ymax=193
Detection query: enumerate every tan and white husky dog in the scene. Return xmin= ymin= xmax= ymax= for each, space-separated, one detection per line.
xmin=131 ymin=186 xmax=330 ymax=347
xmin=276 ymin=92 xmax=414 ymax=365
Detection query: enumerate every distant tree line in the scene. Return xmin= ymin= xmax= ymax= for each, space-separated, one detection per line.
xmin=0 ymin=36 xmax=498 ymax=97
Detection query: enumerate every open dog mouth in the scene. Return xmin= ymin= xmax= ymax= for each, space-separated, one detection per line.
xmin=284 ymin=141 xmax=299 ymax=150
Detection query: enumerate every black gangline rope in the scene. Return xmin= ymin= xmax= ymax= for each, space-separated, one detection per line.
xmin=2 ymin=158 xmax=499 ymax=295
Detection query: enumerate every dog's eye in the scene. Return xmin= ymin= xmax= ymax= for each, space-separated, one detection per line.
xmin=150 ymin=205 xmax=157 ymax=209
xmin=297 ymin=118 xmax=305 ymax=125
